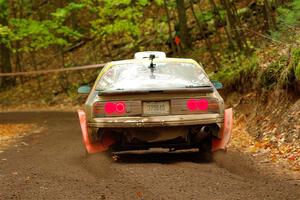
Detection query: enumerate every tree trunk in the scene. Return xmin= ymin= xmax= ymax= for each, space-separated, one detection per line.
xmin=0 ymin=44 xmax=14 ymax=88
xmin=59 ymin=47 xmax=69 ymax=93
xmin=207 ymin=0 xmax=223 ymax=46
xmin=164 ymin=0 xmax=176 ymax=55
xmin=176 ymin=0 xmax=192 ymax=49
xmin=0 ymin=1 xmax=14 ymax=88
xmin=12 ymin=0 xmax=23 ymax=84
xmin=190 ymin=1 xmax=220 ymax=69
xmin=220 ymin=0 xmax=248 ymax=52
xmin=263 ymin=0 xmax=276 ymax=31
xmin=30 ymin=51 xmax=42 ymax=91
xmin=15 ymin=43 xmax=23 ymax=84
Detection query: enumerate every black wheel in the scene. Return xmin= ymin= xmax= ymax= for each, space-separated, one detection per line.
xmin=198 ymin=134 xmax=213 ymax=161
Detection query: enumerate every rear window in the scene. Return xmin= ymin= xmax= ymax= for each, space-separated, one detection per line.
xmin=96 ymin=61 xmax=211 ymax=91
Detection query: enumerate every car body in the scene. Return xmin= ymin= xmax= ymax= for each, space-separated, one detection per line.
xmin=78 ymin=51 xmax=233 ymax=154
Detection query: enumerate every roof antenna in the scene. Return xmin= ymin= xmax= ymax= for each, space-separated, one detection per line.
xmin=149 ymin=54 xmax=156 ymax=79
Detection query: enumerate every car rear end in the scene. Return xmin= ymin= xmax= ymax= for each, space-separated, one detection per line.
xmin=87 ymin=90 xmax=224 ymax=151
xmin=78 ymin=53 xmax=232 ymax=153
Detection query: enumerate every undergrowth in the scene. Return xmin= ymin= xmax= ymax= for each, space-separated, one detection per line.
xmin=211 ymin=45 xmax=300 ymax=92
xmin=292 ymin=48 xmax=300 ymax=79
xmin=211 ymin=0 xmax=300 ymax=92
xmin=210 ymin=54 xmax=257 ymax=91
xmin=260 ymin=54 xmax=289 ymax=89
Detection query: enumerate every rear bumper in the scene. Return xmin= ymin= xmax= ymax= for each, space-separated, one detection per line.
xmin=78 ymin=109 xmax=233 ymax=154
xmin=88 ymin=114 xmax=224 ymax=128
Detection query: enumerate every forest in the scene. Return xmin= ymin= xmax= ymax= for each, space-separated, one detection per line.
xmin=1 ymin=1 xmax=300 ymax=198
xmin=0 ymin=0 xmax=299 ymax=93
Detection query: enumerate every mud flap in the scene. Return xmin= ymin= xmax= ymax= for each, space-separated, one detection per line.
xmin=77 ymin=109 xmax=115 ymax=154
xmin=212 ymin=108 xmax=233 ymax=152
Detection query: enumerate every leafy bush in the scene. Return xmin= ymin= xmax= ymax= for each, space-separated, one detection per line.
xmin=291 ymin=48 xmax=300 ymax=79
xmin=260 ymin=47 xmax=300 ymax=89
xmin=211 ymin=54 xmax=258 ymax=90
xmin=295 ymin=63 xmax=300 ymax=79
xmin=277 ymin=0 xmax=300 ymax=27
xmin=260 ymin=55 xmax=288 ymax=88
xmin=196 ymin=10 xmax=214 ymax=23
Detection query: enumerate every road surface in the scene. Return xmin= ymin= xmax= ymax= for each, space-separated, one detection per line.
xmin=0 ymin=112 xmax=299 ymax=200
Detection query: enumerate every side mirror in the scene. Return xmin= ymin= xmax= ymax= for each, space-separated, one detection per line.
xmin=211 ymin=81 xmax=223 ymax=90
xmin=78 ymin=85 xmax=91 ymax=94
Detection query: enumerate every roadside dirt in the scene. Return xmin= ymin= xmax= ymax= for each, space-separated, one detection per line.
xmin=0 ymin=123 xmax=40 ymax=152
xmin=0 ymin=112 xmax=300 ymax=200
xmin=227 ymin=91 xmax=300 ymax=173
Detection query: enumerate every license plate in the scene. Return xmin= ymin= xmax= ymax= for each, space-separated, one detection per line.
xmin=143 ymin=101 xmax=170 ymax=115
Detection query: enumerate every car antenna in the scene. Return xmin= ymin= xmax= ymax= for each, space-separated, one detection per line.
xmin=149 ymin=54 xmax=156 ymax=73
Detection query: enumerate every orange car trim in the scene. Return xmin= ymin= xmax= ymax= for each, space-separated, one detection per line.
xmin=212 ymin=108 xmax=233 ymax=151
xmin=78 ymin=109 xmax=114 ymax=154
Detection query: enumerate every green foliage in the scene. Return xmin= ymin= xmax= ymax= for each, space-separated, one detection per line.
xmin=260 ymin=55 xmax=288 ymax=88
xmin=259 ymin=48 xmax=300 ymax=89
xmin=91 ymin=0 xmax=144 ymax=40
xmin=213 ymin=47 xmax=300 ymax=91
xmin=0 ymin=0 xmax=9 ymax=19
xmin=9 ymin=19 xmax=64 ymax=51
xmin=196 ymin=10 xmax=213 ymax=23
xmin=90 ymin=0 xmax=168 ymax=48
xmin=51 ymin=2 xmax=85 ymax=20
xmin=295 ymin=63 xmax=300 ymax=79
xmin=0 ymin=0 xmax=10 ymax=41
xmin=1 ymin=2 xmax=84 ymax=52
xmin=138 ymin=0 xmax=149 ymax=6
xmin=211 ymin=54 xmax=258 ymax=88
xmin=277 ymin=0 xmax=300 ymax=27
xmin=0 ymin=25 xmax=11 ymax=40
xmin=291 ymin=48 xmax=300 ymax=79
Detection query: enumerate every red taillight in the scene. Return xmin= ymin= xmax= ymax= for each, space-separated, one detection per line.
xmin=197 ymin=99 xmax=209 ymax=111
xmin=115 ymin=102 xmax=126 ymax=113
xmin=93 ymin=101 xmax=141 ymax=117
xmin=103 ymin=101 xmax=126 ymax=115
xmin=104 ymin=102 xmax=116 ymax=114
xmin=187 ymin=99 xmax=209 ymax=111
xmin=187 ymin=99 xmax=197 ymax=111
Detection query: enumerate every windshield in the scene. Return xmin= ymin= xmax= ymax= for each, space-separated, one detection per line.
xmin=96 ymin=61 xmax=211 ymax=91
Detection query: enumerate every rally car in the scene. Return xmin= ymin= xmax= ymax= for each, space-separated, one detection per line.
xmin=77 ymin=51 xmax=232 ymax=154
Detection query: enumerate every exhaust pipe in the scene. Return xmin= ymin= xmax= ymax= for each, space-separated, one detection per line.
xmin=200 ymin=126 xmax=210 ymax=134
xmin=192 ymin=126 xmax=211 ymax=143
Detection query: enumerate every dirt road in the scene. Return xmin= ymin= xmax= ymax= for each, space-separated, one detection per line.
xmin=0 ymin=112 xmax=299 ymax=200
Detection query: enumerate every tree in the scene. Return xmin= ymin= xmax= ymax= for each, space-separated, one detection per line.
xmin=1 ymin=1 xmax=84 ymax=91
xmin=207 ymin=0 xmax=232 ymax=47
xmin=190 ymin=0 xmax=220 ymax=69
xmin=220 ymin=0 xmax=248 ymax=51
xmin=0 ymin=0 xmax=14 ymax=88
xmin=90 ymin=0 xmax=167 ymax=57
xmin=164 ymin=0 xmax=176 ymax=54
xmin=262 ymin=0 xmax=276 ymax=30
xmin=90 ymin=0 xmax=146 ymax=57
xmin=176 ymin=0 xmax=192 ymax=49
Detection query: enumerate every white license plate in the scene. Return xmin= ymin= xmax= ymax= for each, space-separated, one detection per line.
xmin=143 ymin=101 xmax=170 ymax=115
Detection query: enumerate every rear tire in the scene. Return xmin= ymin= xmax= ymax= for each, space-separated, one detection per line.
xmin=198 ymin=134 xmax=212 ymax=161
